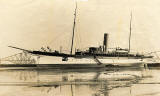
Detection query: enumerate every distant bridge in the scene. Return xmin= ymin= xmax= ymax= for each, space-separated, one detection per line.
xmin=0 ymin=52 xmax=38 ymax=64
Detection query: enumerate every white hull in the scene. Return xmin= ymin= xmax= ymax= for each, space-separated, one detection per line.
xmin=38 ymin=56 xmax=145 ymax=67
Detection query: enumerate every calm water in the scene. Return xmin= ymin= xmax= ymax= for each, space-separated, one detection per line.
xmin=0 ymin=67 xmax=160 ymax=96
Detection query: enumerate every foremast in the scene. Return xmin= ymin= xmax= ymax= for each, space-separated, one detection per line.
xmin=70 ymin=1 xmax=78 ymax=55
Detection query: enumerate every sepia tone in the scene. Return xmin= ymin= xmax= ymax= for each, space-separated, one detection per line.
xmin=0 ymin=0 xmax=160 ymax=96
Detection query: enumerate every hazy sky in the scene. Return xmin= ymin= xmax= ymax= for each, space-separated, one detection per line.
xmin=0 ymin=0 xmax=160 ymax=57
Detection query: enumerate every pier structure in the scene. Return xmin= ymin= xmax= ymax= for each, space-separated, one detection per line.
xmin=0 ymin=52 xmax=37 ymax=64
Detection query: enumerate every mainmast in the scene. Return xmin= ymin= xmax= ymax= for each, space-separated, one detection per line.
xmin=70 ymin=1 xmax=78 ymax=54
xmin=128 ymin=12 xmax=132 ymax=53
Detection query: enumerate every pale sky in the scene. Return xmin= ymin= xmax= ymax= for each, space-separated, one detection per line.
xmin=0 ymin=0 xmax=160 ymax=57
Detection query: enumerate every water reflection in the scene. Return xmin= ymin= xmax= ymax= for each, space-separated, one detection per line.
xmin=0 ymin=67 xmax=159 ymax=96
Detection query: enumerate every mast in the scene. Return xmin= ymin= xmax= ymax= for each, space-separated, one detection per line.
xmin=128 ymin=12 xmax=132 ymax=53
xmin=70 ymin=1 xmax=77 ymax=54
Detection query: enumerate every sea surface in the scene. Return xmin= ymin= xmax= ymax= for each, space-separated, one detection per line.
xmin=0 ymin=66 xmax=160 ymax=96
